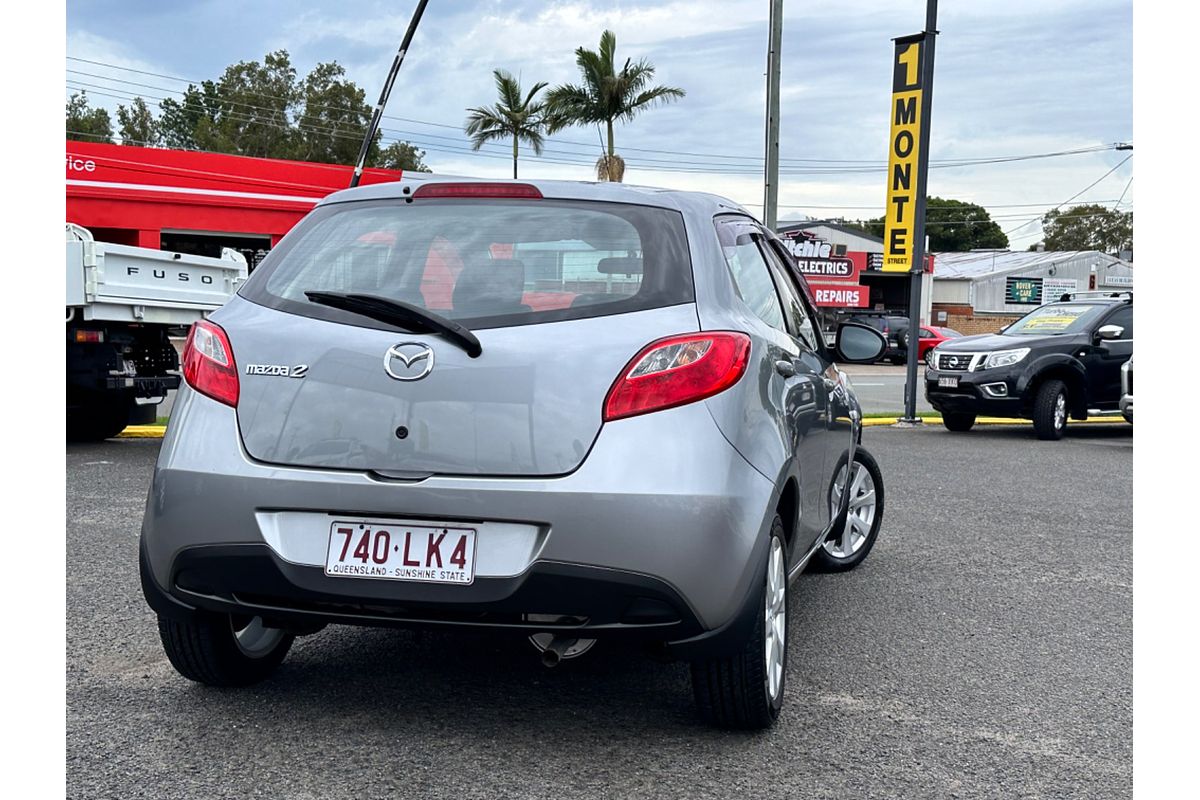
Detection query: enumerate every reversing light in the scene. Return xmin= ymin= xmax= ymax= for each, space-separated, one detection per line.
xmin=603 ymin=332 xmax=751 ymax=421
xmin=182 ymin=320 xmax=239 ymax=407
xmin=411 ymin=182 xmax=543 ymax=199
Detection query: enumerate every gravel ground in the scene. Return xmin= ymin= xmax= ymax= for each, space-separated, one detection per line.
xmin=66 ymin=423 xmax=1131 ymax=799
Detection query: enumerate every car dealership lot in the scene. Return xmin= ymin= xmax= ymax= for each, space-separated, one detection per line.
xmin=67 ymin=426 xmax=1130 ymax=799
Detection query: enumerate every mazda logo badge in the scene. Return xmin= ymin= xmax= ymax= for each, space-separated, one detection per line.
xmin=384 ymin=343 xmax=435 ymax=381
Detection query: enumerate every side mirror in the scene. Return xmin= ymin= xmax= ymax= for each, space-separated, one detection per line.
xmin=835 ymin=322 xmax=888 ymax=363
xmin=1096 ymin=324 xmax=1124 ymax=341
xmin=998 ymin=324 xmax=1010 ymax=333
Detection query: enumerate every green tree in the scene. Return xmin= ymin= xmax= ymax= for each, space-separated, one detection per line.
xmin=843 ymin=216 xmax=885 ymax=239
xmin=157 ymin=82 xmax=221 ymax=150
xmin=545 ymin=30 xmax=685 ymax=182
xmin=464 ymin=70 xmax=548 ymax=179
xmin=925 ymin=197 xmax=1008 ymax=251
xmin=116 ymin=96 xmax=159 ymax=146
xmin=374 ymin=141 xmax=431 ymax=172
xmin=1041 ymin=204 xmax=1132 ymax=253
xmin=208 ymin=50 xmax=298 ymax=158
xmin=70 ymin=54 xmax=433 ymax=169
xmin=842 ymin=196 xmax=1009 ymax=251
xmin=293 ymin=61 xmax=374 ymax=164
xmin=65 ymin=91 xmax=113 ymax=143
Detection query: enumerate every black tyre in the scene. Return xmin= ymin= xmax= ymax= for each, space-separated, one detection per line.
xmin=66 ymin=401 xmax=130 ymax=442
xmin=158 ymin=611 xmax=293 ymax=687
xmin=1032 ymin=379 xmax=1068 ymax=440
xmin=691 ymin=516 xmax=788 ymax=730
xmin=811 ymin=447 xmax=885 ymax=573
xmin=942 ymin=412 xmax=976 ymax=432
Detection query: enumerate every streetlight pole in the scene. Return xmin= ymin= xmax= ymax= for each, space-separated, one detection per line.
xmin=899 ymin=0 xmax=938 ymax=425
xmin=763 ymin=0 xmax=784 ymax=230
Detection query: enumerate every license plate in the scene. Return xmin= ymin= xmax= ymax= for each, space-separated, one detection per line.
xmin=325 ymin=520 xmax=476 ymax=585
xmin=938 ymin=376 xmax=959 ymax=388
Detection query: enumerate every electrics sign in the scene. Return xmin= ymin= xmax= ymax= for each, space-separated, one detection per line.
xmin=883 ymin=34 xmax=927 ymax=272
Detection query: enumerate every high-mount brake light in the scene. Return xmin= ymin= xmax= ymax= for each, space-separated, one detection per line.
xmin=411 ymin=182 xmax=543 ymax=200
xmin=603 ymin=332 xmax=751 ymax=421
xmin=182 ymin=320 xmax=239 ymax=407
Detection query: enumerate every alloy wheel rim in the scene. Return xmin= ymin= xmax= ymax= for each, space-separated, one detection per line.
xmin=231 ymin=615 xmax=286 ymax=658
xmin=1054 ymin=393 xmax=1067 ymax=430
xmin=825 ymin=462 xmax=877 ymax=559
xmin=764 ymin=536 xmax=787 ymax=701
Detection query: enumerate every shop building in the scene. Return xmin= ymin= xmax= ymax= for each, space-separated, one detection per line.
xmin=930 ymin=250 xmax=1133 ymax=334
xmin=775 ymin=221 xmax=934 ymax=334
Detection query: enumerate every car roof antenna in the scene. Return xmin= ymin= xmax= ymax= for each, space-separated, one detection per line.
xmin=349 ymin=0 xmax=431 ymax=189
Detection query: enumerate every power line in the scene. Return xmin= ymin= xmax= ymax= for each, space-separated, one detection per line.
xmin=65 ymin=132 xmax=1135 ymax=233
xmin=69 ymin=75 xmax=1128 ymax=176
xmin=1114 ymin=176 xmax=1133 ymax=209
xmin=67 ymin=57 xmax=1128 ymax=170
xmin=1003 ymin=154 xmax=1133 ymax=238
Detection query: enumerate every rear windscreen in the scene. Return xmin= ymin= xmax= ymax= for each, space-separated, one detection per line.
xmin=240 ymin=198 xmax=694 ymax=330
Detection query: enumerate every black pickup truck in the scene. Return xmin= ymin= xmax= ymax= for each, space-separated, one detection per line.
xmin=924 ymin=292 xmax=1133 ymax=440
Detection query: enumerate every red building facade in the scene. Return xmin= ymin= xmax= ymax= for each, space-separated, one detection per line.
xmin=65 ymin=141 xmax=403 ymax=263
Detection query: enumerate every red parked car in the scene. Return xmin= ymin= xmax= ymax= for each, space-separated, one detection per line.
xmin=916 ymin=326 xmax=964 ymax=362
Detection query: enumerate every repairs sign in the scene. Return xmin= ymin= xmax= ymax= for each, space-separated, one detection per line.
xmin=808 ymin=281 xmax=870 ymax=308
xmin=883 ymin=34 xmax=927 ymax=272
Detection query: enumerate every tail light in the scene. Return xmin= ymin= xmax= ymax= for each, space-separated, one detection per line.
xmin=603 ymin=332 xmax=751 ymax=421
xmin=182 ymin=320 xmax=239 ymax=407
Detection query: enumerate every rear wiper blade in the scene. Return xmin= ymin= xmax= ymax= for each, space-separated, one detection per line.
xmin=304 ymin=291 xmax=482 ymax=358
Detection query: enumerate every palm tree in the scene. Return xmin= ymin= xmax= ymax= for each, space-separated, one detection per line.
xmin=464 ymin=70 xmax=548 ymax=179
xmin=545 ymin=30 xmax=685 ymax=182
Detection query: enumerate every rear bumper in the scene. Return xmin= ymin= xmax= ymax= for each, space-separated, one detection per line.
xmin=106 ymin=374 xmax=180 ymax=396
xmin=141 ymin=388 xmax=778 ymax=653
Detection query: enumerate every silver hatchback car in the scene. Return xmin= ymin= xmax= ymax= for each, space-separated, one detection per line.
xmin=140 ymin=177 xmax=888 ymax=729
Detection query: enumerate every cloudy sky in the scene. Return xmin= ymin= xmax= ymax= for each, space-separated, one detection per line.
xmin=66 ymin=0 xmax=1132 ymax=247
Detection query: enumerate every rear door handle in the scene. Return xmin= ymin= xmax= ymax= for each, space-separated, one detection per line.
xmin=775 ymin=360 xmax=796 ymax=377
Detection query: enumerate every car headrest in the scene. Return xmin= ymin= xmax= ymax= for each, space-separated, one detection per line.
xmin=597 ymin=256 xmax=643 ymax=275
xmin=453 ymin=256 xmax=526 ymax=313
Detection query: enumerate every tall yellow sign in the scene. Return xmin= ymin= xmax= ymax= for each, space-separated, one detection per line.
xmin=883 ymin=35 xmax=927 ymax=272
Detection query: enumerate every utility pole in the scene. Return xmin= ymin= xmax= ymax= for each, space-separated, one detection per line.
xmin=763 ymin=0 xmax=784 ymax=230
xmin=899 ymin=0 xmax=938 ymax=425
xmin=349 ymin=0 xmax=431 ymax=188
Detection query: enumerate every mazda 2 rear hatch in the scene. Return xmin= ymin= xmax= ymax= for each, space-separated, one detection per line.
xmin=227 ymin=188 xmax=696 ymax=476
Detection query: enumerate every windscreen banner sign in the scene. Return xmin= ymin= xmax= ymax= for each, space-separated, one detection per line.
xmin=778 ymin=231 xmax=864 ymax=281
xmin=883 ymin=34 xmax=928 ymax=272
xmin=1005 ymin=276 xmax=1044 ymax=305
xmin=808 ymin=281 xmax=869 ymax=308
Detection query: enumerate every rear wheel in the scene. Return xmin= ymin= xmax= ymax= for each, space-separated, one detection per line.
xmin=66 ymin=400 xmax=130 ymax=442
xmin=942 ymin=412 xmax=976 ymax=432
xmin=691 ymin=516 xmax=787 ymax=729
xmin=1032 ymin=379 xmax=1068 ymax=440
xmin=158 ymin=611 xmax=293 ymax=687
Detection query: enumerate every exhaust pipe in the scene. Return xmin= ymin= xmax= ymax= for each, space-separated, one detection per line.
xmin=540 ymin=635 xmax=573 ymax=668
